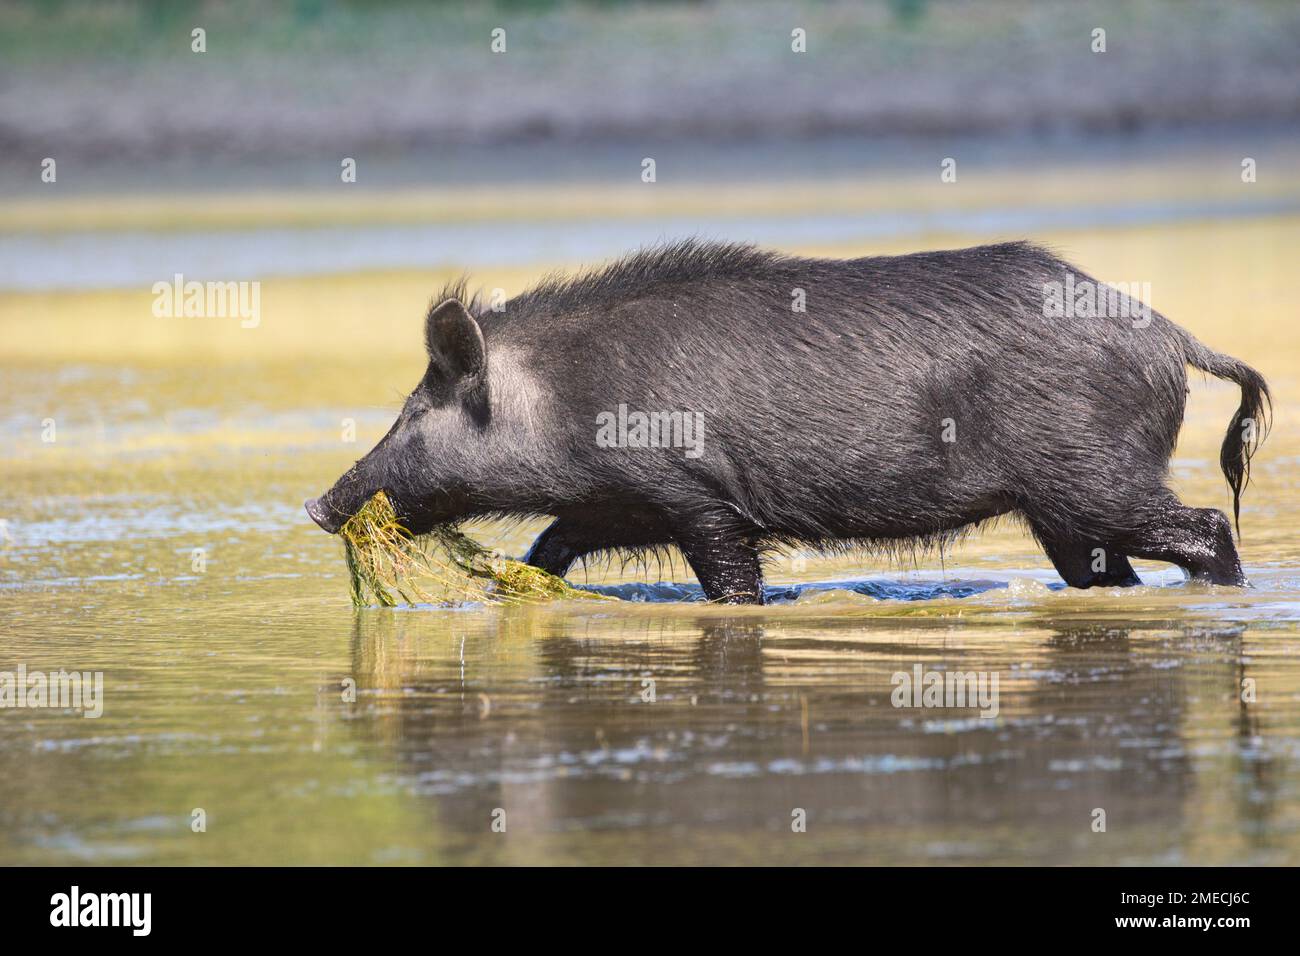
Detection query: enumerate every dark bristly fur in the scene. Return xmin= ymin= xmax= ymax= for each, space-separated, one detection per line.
xmin=306 ymin=239 xmax=1270 ymax=603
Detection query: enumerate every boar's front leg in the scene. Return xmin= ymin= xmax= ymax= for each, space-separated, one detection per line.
xmin=524 ymin=510 xmax=673 ymax=576
xmin=670 ymin=511 xmax=765 ymax=605
xmin=527 ymin=508 xmax=766 ymax=604
xmin=523 ymin=519 xmax=586 ymax=576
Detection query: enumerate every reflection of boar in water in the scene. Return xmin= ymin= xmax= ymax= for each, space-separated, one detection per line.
xmin=306 ymin=240 xmax=1269 ymax=604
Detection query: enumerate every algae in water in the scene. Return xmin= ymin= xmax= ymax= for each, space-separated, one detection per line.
xmin=339 ymin=491 xmax=606 ymax=607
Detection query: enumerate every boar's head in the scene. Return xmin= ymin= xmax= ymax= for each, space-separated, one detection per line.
xmin=305 ymin=298 xmax=494 ymax=536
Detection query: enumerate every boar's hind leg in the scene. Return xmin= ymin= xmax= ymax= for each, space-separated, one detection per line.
xmin=1114 ymin=500 xmax=1247 ymax=586
xmin=1031 ymin=525 xmax=1141 ymax=588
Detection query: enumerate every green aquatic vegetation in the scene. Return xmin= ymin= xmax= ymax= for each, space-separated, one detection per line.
xmin=339 ymin=491 xmax=608 ymax=607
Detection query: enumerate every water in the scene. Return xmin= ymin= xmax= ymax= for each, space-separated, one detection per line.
xmin=6 ymin=554 xmax=1300 ymax=865
xmin=2 ymin=349 xmax=1298 ymax=865
xmin=6 ymin=195 xmax=1299 ymax=292
xmin=3 ymin=165 xmax=1299 ymax=863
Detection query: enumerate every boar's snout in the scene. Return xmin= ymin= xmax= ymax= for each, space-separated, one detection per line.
xmin=304 ymin=497 xmax=345 ymax=534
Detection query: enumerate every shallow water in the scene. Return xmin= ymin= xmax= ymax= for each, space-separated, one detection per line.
xmin=5 ymin=561 xmax=1300 ymax=865
xmin=2 ymin=185 xmax=1299 ymax=863
xmin=7 ymin=195 xmax=1299 ymax=292
xmin=2 ymin=352 xmax=1298 ymax=866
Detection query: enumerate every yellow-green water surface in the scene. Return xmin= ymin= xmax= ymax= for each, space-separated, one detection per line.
xmin=2 ymin=204 xmax=1298 ymax=865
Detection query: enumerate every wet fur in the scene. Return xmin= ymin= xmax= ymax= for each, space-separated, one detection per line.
xmin=318 ymin=239 xmax=1270 ymax=601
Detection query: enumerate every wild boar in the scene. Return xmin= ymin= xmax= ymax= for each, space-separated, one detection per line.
xmin=306 ymin=239 xmax=1269 ymax=604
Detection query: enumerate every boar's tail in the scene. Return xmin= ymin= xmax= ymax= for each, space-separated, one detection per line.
xmin=1177 ymin=329 xmax=1271 ymax=535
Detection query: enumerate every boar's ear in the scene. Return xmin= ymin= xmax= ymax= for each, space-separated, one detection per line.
xmin=425 ymin=299 xmax=486 ymax=381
